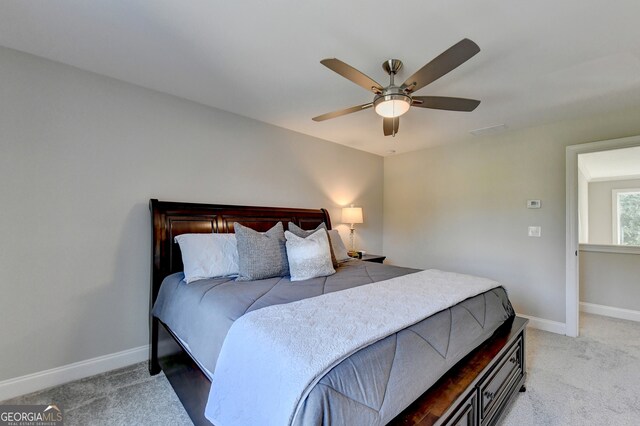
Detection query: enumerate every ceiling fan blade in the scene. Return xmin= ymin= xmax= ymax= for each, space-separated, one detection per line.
xmin=312 ymin=103 xmax=373 ymax=122
xmin=321 ymin=58 xmax=383 ymax=94
xmin=402 ymin=39 xmax=480 ymax=93
xmin=383 ymin=117 xmax=400 ymax=136
xmin=412 ymin=96 xmax=480 ymax=112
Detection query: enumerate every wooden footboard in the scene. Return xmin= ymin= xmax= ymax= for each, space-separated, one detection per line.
xmin=151 ymin=314 xmax=527 ymax=426
xmin=389 ymin=316 xmax=528 ymax=426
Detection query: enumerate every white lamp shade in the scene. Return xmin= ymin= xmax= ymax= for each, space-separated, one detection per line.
xmin=342 ymin=207 xmax=363 ymax=224
xmin=374 ymin=98 xmax=411 ymax=118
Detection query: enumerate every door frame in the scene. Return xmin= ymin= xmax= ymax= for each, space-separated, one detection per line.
xmin=565 ymin=134 xmax=640 ymax=337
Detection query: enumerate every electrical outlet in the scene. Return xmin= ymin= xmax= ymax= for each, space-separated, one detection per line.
xmin=528 ymin=226 xmax=541 ymax=237
xmin=527 ymin=200 xmax=541 ymax=209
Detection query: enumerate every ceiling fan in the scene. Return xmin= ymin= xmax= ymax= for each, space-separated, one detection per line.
xmin=312 ymin=38 xmax=481 ymax=137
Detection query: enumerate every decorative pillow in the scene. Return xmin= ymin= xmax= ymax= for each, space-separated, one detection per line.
xmin=327 ymin=229 xmax=350 ymax=262
xmin=174 ymin=233 xmax=239 ymax=283
xmin=287 ymin=222 xmax=338 ymax=268
xmin=234 ymin=222 xmax=289 ymax=281
xmin=284 ymin=229 xmax=336 ymax=282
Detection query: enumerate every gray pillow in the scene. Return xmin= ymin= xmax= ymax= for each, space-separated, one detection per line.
xmin=328 ymin=229 xmax=350 ymax=262
xmin=287 ymin=222 xmax=338 ymax=268
xmin=234 ymin=222 xmax=289 ymax=281
xmin=284 ymin=230 xmax=335 ymax=282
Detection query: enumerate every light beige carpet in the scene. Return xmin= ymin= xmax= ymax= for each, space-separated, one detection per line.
xmin=502 ymin=313 xmax=640 ymax=426
xmin=3 ymin=313 xmax=638 ymax=425
xmin=2 ymin=363 xmax=192 ymax=425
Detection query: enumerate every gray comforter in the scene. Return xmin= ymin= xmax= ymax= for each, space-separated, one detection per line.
xmin=153 ymin=260 xmax=514 ymax=425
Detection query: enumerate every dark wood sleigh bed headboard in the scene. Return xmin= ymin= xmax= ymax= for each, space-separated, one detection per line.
xmin=149 ymin=198 xmax=332 ymax=306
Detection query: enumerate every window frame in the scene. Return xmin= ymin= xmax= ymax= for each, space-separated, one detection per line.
xmin=612 ymin=188 xmax=640 ymax=246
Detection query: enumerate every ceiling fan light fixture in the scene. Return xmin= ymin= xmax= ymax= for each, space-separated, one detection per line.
xmin=373 ymin=94 xmax=411 ymax=118
xmin=314 ymin=40 xmax=481 ymax=135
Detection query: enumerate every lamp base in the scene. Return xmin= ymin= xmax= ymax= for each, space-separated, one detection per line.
xmin=347 ymin=250 xmax=361 ymax=259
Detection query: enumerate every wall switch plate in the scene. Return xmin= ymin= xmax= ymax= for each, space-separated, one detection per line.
xmin=528 ymin=226 xmax=542 ymax=237
xmin=527 ymin=200 xmax=541 ymax=209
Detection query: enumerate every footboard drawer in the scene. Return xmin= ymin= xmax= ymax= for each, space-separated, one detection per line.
xmin=479 ymin=336 xmax=523 ymax=425
xmin=441 ymin=391 xmax=477 ymax=426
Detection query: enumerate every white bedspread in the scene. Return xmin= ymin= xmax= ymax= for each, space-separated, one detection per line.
xmin=205 ymin=269 xmax=500 ymax=426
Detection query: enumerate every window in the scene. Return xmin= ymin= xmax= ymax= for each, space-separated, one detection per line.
xmin=613 ymin=189 xmax=640 ymax=246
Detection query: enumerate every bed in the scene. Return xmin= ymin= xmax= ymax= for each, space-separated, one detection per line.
xmin=149 ymin=199 xmax=527 ymax=426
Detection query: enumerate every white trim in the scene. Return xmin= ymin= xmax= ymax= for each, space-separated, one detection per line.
xmin=566 ymin=134 xmax=640 ymax=338
xmin=517 ymin=313 xmax=566 ymax=335
xmin=579 ymin=243 xmax=640 ymax=255
xmin=0 ymin=345 xmax=149 ymax=402
xmin=613 ymin=189 xmax=619 ymax=244
xmin=578 ymin=155 xmax=593 ymax=181
xmin=580 ymin=302 xmax=640 ymax=323
xmin=566 ymin=145 xmax=580 ymax=337
xmin=589 ymin=173 xmax=640 ymax=182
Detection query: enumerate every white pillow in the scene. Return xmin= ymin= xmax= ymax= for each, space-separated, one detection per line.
xmin=284 ymin=229 xmax=335 ymax=282
xmin=327 ymin=229 xmax=350 ymax=262
xmin=174 ymin=233 xmax=239 ymax=283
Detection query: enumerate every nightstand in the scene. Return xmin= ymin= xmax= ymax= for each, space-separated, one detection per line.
xmin=360 ymin=254 xmax=386 ymax=264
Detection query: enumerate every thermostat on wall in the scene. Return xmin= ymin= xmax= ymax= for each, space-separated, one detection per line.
xmin=527 ymin=200 xmax=541 ymax=209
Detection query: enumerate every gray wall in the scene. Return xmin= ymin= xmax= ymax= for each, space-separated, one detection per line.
xmin=580 ymin=251 xmax=640 ymax=311
xmin=0 ymin=46 xmax=383 ymax=382
xmin=588 ymin=178 xmax=640 ymax=244
xmin=384 ymin=107 xmax=640 ymax=323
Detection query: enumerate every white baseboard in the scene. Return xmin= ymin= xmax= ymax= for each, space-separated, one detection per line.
xmin=0 ymin=345 xmax=149 ymax=402
xmin=580 ymin=302 xmax=640 ymax=322
xmin=516 ymin=313 xmax=567 ymax=335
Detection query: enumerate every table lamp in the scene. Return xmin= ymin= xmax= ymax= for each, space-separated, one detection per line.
xmin=342 ymin=205 xmax=363 ymax=257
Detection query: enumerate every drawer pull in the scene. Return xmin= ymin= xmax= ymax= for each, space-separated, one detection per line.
xmin=483 ymin=390 xmax=495 ymax=400
xmin=509 ymin=356 xmax=517 ymax=364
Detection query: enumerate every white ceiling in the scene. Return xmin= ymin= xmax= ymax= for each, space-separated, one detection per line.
xmin=2 ymin=1 xmax=640 ymax=156
xmin=579 ymin=146 xmax=640 ymax=182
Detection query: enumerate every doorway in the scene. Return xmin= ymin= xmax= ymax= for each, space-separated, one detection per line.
xmin=566 ymin=135 xmax=640 ymax=337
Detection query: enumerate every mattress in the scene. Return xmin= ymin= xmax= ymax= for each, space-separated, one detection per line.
xmin=152 ymin=260 xmax=514 ymax=425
